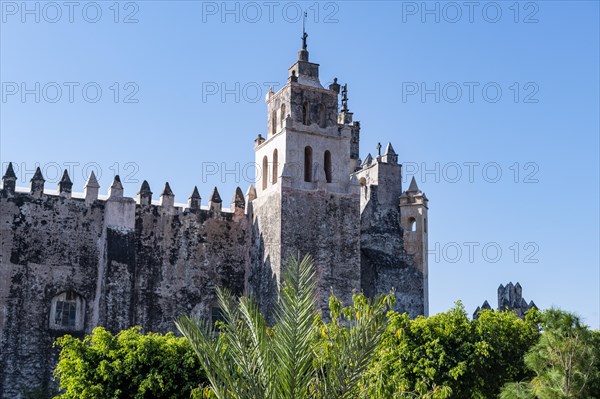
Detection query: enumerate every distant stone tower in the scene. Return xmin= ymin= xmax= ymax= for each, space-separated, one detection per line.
xmin=474 ymin=282 xmax=537 ymax=319
xmin=250 ymin=32 xmax=362 ymax=311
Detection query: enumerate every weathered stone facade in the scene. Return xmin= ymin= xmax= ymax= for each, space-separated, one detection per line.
xmin=0 ymin=37 xmax=429 ymax=398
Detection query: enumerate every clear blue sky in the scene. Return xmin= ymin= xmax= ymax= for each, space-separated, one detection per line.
xmin=1 ymin=1 xmax=598 ymax=327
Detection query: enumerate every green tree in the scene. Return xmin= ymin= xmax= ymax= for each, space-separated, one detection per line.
xmin=501 ymin=309 xmax=600 ymax=399
xmin=364 ymin=303 xmax=539 ymax=399
xmin=176 ymin=254 xmax=392 ymax=399
xmin=53 ymin=327 xmax=206 ymax=399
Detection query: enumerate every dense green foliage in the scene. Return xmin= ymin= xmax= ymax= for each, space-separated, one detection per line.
xmin=365 ymin=303 xmax=540 ymax=398
xmin=53 ymin=327 xmax=206 ymax=399
xmin=53 ymin=256 xmax=599 ymax=399
xmin=500 ymin=309 xmax=600 ymax=399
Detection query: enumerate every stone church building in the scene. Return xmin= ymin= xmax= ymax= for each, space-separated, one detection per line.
xmin=0 ymin=36 xmax=429 ymax=397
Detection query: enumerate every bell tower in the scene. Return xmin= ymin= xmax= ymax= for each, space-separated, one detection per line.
xmin=250 ymin=32 xmax=362 ymax=312
xmin=399 ymin=177 xmax=429 ymax=315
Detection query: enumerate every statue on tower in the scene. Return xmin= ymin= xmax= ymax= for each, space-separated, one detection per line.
xmin=301 ymin=11 xmax=308 ymax=50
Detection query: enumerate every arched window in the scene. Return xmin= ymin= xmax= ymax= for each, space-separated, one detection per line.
xmin=324 ymin=150 xmax=332 ymax=183
xmin=408 ymin=217 xmax=417 ymax=232
xmin=272 ymin=149 xmax=278 ymax=184
xmin=280 ymin=104 xmax=286 ymax=128
xmin=49 ymin=291 xmax=85 ymax=331
xmin=318 ymin=104 xmax=326 ymax=128
xmin=262 ymin=156 xmax=268 ymax=190
xmin=272 ymin=110 xmax=277 ymax=135
xmin=304 ymin=146 xmax=313 ymax=182
xmin=424 ymin=218 xmax=428 ymax=233
xmin=302 ymin=101 xmax=310 ymax=125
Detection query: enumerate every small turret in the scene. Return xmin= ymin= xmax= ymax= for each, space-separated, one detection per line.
xmin=160 ymin=182 xmax=174 ymax=208
xmin=84 ymin=171 xmax=100 ymax=204
xmin=188 ymin=186 xmax=201 ymax=210
xmin=399 ymin=175 xmax=429 ymax=316
xmin=407 ymin=176 xmax=420 ymax=193
xmin=382 ymin=143 xmax=398 ymax=165
xmin=2 ymin=162 xmax=17 ymax=196
xmin=58 ymin=170 xmax=73 ymax=198
xmin=108 ymin=175 xmax=124 ymax=199
xmin=362 ymin=154 xmax=373 ymax=168
xmin=137 ymin=180 xmax=152 ymax=206
xmin=30 ymin=167 xmax=45 ymax=197
xmin=208 ymin=187 xmax=222 ymax=212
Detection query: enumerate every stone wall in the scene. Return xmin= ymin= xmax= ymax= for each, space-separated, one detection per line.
xmin=279 ymin=187 xmax=361 ymax=311
xmin=360 ymin=185 xmax=425 ymax=318
xmin=0 ymin=190 xmax=248 ymax=398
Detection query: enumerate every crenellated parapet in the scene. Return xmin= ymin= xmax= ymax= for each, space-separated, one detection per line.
xmin=1 ymin=163 xmax=250 ymax=226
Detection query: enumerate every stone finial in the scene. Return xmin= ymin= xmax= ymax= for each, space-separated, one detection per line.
xmin=362 ymin=154 xmax=373 ymax=167
xmin=255 ymin=134 xmax=266 ymax=147
xmin=329 ymin=77 xmax=340 ymax=93
xmin=267 ymin=86 xmax=274 ymax=100
xmin=84 ymin=171 xmax=100 ymax=204
xmin=208 ymin=187 xmax=222 ymax=212
xmin=481 ymin=300 xmax=491 ymax=310
xmin=407 ymin=176 xmax=420 ymax=193
xmin=108 ymin=175 xmax=124 ymax=199
xmin=2 ymin=162 xmax=17 ymax=195
xmin=30 ymin=167 xmax=45 ymax=197
xmin=382 ymin=142 xmax=398 ymax=165
xmin=137 ymin=180 xmax=153 ymax=206
xmin=245 ymin=184 xmax=257 ymax=203
xmin=58 ymin=169 xmax=73 ymax=198
xmin=160 ymin=182 xmax=174 ymax=208
xmin=528 ymin=300 xmax=537 ymax=310
xmin=188 ymin=186 xmax=201 ymax=210
xmin=231 ymin=187 xmax=245 ymax=211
